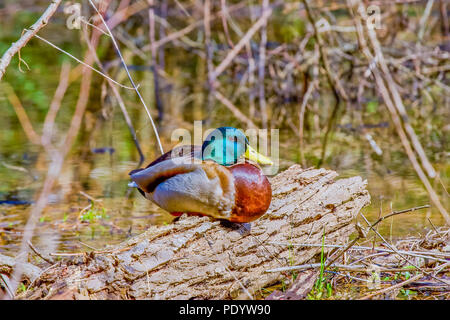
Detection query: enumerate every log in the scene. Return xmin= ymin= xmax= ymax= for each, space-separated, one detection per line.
xmin=19 ymin=165 xmax=370 ymax=300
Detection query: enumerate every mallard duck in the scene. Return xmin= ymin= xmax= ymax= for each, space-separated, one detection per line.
xmin=128 ymin=127 xmax=273 ymax=223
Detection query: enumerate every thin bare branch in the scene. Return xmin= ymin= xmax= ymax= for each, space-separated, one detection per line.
xmin=0 ymin=0 xmax=62 ymax=80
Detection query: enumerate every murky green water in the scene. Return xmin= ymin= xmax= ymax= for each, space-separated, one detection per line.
xmin=0 ymin=7 xmax=448 ymax=256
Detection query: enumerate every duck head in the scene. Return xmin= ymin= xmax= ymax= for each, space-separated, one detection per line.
xmin=201 ymin=127 xmax=273 ymax=166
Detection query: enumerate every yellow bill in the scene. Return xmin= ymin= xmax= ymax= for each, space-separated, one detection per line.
xmin=244 ymin=145 xmax=273 ymax=165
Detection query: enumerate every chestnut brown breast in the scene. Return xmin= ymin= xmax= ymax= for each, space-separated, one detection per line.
xmin=228 ymin=163 xmax=272 ymax=223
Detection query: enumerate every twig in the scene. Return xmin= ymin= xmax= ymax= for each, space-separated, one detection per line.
xmin=268 ymin=243 xmax=450 ymax=261
xmin=24 ymin=263 xmax=60 ymax=296
xmin=78 ymin=241 xmax=99 ymax=251
xmin=214 ymin=90 xmax=257 ymax=128
xmin=158 ymin=0 xmax=168 ymax=72
xmin=148 ymin=0 xmax=164 ymax=123
xmin=27 ymin=241 xmax=54 ymax=265
xmin=174 ymin=0 xmax=191 ymax=17
xmin=0 ymin=274 xmax=15 ymax=299
xmin=0 ymin=0 xmax=62 ymax=80
xmin=433 ymin=262 xmax=450 ymax=276
xmin=246 ymin=42 xmax=257 ymax=119
xmin=258 ymin=0 xmax=269 ymax=129
xmin=79 ymin=191 xmax=100 ymax=203
xmin=266 ymin=263 xmax=366 ymax=273
xmin=142 ymin=2 xmax=247 ymax=52
xmin=355 ymin=1 xmax=438 ymax=180
xmin=88 ymin=0 xmax=164 ymax=155
xmin=371 ymin=205 xmax=431 ymax=228
xmin=204 ymin=0 xmax=215 ymax=125
xmin=324 ymin=237 xmax=360 ymax=269
xmin=361 ymin=273 xmax=423 ymax=300
xmin=298 ymin=79 xmax=316 ymax=167
xmin=6 ymin=154 xmax=64 ymax=299
xmin=440 ymin=0 xmax=449 ymax=36
xmin=324 ymin=205 xmax=429 ymax=269
xmin=81 ymin=25 xmax=145 ymax=166
xmin=211 ymin=4 xmax=273 ymax=81
xmin=359 ymin=213 xmax=450 ymax=286
xmin=220 ymin=0 xmax=235 ymax=48
xmin=33 ymin=34 xmax=135 ymax=90
xmin=417 ymin=0 xmax=435 ymax=42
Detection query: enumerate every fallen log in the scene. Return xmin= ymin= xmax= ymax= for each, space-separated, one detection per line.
xmin=18 ymin=165 xmax=370 ymax=299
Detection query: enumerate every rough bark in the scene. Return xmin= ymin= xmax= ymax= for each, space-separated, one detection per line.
xmin=16 ymin=165 xmax=370 ymax=299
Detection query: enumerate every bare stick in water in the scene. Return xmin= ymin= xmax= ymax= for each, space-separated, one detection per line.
xmin=88 ymin=0 xmax=164 ymax=155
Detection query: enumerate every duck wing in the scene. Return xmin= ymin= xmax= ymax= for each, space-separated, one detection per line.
xmin=130 ymin=157 xmax=202 ymax=193
xmin=129 ymin=145 xmax=201 ymax=176
xmin=146 ymin=145 xmax=201 ymax=168
xmin=129 ymin=158 xmax=235 ymax=219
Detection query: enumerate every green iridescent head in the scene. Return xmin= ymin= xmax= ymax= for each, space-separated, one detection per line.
xmin=201 ymin=127 xmax=273 ymax=166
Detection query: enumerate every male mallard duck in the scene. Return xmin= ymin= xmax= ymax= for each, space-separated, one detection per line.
xmin=128 ymin=127 xmax=272 ymax=223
